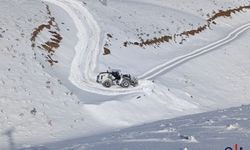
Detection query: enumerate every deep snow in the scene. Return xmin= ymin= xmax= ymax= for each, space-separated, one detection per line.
xmin=0 ymin=0 xmax=250 ymax=149
xmin=43 ymin=104 xmax=250 ymax=150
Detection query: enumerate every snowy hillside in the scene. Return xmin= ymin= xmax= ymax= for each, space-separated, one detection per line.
xmin=0 ymin=0 xmax=250 ymax=149
xmin=44 ymin=104 xmax=250 ymax=150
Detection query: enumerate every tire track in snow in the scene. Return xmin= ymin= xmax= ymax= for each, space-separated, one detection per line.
xmin=139 ymin=23 xmax=250 ymax=80
xmin=42 ymin=0 xmax=250 ymax=96
xmin=42 ymin=0 xmax=152 ymax=96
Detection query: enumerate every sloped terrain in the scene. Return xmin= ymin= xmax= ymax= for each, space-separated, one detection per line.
xmin=0 ymin=0 xmax=250 ymax=149
xmin=56 ymin=104 xmax=250 ymax=150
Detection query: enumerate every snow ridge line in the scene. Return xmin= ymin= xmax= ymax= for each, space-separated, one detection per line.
xmin=139 ymin=23 xmax=250 ymax=80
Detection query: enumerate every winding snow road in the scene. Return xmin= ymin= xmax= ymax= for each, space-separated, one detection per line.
xmin=43 ymin=0 xmax=152 ymax=96
xmin=139 ymin=23 xmax=250 ymax=80
xmin=43 ymin=0 xmax=250 ymax=96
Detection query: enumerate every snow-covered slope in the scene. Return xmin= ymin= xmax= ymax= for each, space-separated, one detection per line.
xmin=43 ymin=104 xmax=250 ymax=150
xmin=1 ymin=0 xmax=250 ymax=149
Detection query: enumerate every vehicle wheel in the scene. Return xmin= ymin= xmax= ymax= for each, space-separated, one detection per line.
xmin=102 ymin=79 xmax=112 ymax=88
xmin=120 ymin=79 xmax=130 ymax=88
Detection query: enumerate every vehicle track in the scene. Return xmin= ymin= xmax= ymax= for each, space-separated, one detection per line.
xmin=139 ymin=23 xmax=250 ymax=80
xmin=43 ymin=0 xmax=151 ymax=96
xmin=43 ymin=0 xmax=250 ymax=96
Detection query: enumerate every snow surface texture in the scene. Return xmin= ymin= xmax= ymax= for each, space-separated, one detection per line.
xmin=0 ymin=0 xmax=250 ymax=149
xmin=44 ymin=105 xmax=250 ymax=150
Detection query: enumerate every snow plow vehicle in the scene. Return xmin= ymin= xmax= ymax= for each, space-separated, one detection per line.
xmin=96 ymin=69 xmax=138 ymax=88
